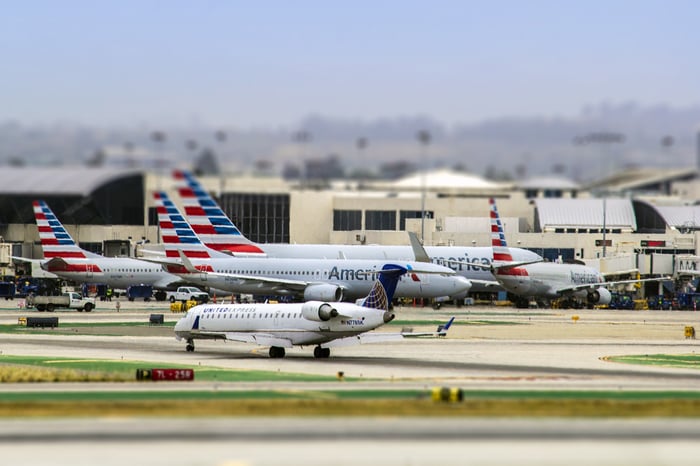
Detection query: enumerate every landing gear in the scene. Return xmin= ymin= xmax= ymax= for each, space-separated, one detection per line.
xmin=186 ymin=339 xmax=195 ymax=352
xmin=313 ymin=346 xmax=330 ymax=359
xmin=269 ymin=346 xmax=286 ymax=358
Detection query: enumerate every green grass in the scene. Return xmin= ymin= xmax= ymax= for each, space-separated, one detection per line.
xmin=606 ymin=353 xmax=700 ymax=369
xmin=0 ymin=355 xmax=341 ymax=382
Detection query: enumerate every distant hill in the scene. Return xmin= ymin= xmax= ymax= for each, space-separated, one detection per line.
xmin=1 ymin=102 xmax=698 ymax=182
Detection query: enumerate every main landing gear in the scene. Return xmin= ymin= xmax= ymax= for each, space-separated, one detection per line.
xmin=186 ymin=339 xmax=195 ymax=352
xmin=269 ymin=346 xmax=286 ymax=358
xmin=313 ymin=346 xmax=330 ymax=359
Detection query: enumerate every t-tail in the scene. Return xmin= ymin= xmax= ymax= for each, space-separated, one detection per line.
xmin=358 ymin=264 xmax=407 ymax=311
xmin=172 ymin=170 xmax=265 ymax=256
xmin=32 ymin=200 xmax=100 ymax=259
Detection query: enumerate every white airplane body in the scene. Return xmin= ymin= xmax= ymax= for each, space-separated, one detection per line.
xmin=28 ymin=200 xmax=183 ymax=296
xmin=172 ymin=170 xmax=541 ymax=290
xmin=155 ymin=192 xmax=472 ymax=301
xmin=174 ymin=263 xmax=454 ymax=358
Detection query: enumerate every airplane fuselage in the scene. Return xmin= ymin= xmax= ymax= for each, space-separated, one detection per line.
xmin=241 ymin=244 xmax=540 ymax=291
xmin=174 ymin=257 xmax=471 ymax=300
xmin=42 ymin=257 xmax=181 ymax=290
xmin=175 ymin=301 xmax=389 ymax=346
xmin=497 ymin=262 xmax=605 ymax=299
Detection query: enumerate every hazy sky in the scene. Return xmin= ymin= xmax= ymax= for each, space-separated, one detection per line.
xmin=3 ymin=0 xmax=699 ymax=128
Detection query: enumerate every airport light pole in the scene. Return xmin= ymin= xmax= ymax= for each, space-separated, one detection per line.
xmin=293 ymin=130 xmax=312 ymax=189
xmin=417 ymin=130 xmax=431 ymax=244
xmin=214 ymin=130 xmax=227 ymax=197
xmin=356 ymin=137 xmax=368 ymax=189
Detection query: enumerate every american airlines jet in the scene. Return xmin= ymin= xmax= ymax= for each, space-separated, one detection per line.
xmin=29 ymin=200 xmax=182 ymax=299
xmin=154 ymin=191 xmax=472 ymax=301
xmin=488 ymin=198 xmax=666 ymax=308
xmin=174 ymin=263 xmax=455 ymax=358
xmin=172 ymin=170 xmax=542 ymax=291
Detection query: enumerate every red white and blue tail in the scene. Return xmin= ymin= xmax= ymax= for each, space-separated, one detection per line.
xmin=172 ymin=170 xmax=265 ymax=256
xmin=489 ymin=198 xmax=532 ymax=277
xmin=33 ymin=200 xmax=100 ymax=259
xmin=153 ymin=191 xmax=229 ymax=260
xmin=489 ymin=198 xmax=513 ymax=263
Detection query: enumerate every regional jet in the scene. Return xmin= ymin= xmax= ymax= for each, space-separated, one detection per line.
xmin=174 ymin=263 xmax=455 ymax=358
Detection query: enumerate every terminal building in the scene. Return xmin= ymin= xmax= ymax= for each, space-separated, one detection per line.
xmin=1 ymin=165 xmax=700 ymax=293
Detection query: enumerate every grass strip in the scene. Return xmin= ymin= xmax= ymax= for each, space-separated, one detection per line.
xmin=0 ymin=355 xmax=340 ymax=383
xmin=606 ymin=354 xmax=700 ymax=370
xmin=3 ymin=398 xmax=700 ymax=418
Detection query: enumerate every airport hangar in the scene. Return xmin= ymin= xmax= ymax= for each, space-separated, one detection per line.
xmin=1 ymin=166 xmax=699 ymax=292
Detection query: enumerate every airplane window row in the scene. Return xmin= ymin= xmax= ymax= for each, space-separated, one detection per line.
xmin=205 ymin=312 xmax=299 ymax=319
xmin=104 ymin=269 xmax=156 ymax=273
xmin=221 ymin=270 xmax=324 ymax=276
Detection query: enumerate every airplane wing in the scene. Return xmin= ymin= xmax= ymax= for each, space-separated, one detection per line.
xmin=555 ymin=276 xmax=672 ymax=294
xmin=468 ymin=279 xmax=501 ymax=287
xmin=11 ymin=256 xmax=45 ymax=264
xmin=441 ymin=258 xmax=542 ymax=272
xmin=322 ymin=317 xmax=455 ymax=348
xmin=176 ymin=250 xmax=310 ymax=289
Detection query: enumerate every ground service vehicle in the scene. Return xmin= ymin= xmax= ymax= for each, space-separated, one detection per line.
xmin=29 ymin=292 xmax=96 ymax=312
xmin=170 ymin=286 xmax=209 ymax=303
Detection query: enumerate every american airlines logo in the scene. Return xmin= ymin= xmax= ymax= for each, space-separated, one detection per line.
xmin=570 ymin=270 xmax=601 ymax=285
xmin=433 ymin=255 xmax=491 ymax=272
xmin=328 ymin=267 xmax=381 ymax=281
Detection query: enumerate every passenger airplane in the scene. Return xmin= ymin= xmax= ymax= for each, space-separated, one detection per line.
xmin=172 ymin=170 xmax=541 ymax=291
xmin=487 ymin=198 xmax=667 ymax=308
xmin=153 ymin=191 xmax=472 ymax=301
xmin=26 ymin=200 xmax=183 ymax=300
xmin=174 ymin=263 xmax=455 ymax=358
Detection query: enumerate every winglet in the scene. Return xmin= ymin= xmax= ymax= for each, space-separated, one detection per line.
xmin=407 ymin=231 xmax=431 ymax=263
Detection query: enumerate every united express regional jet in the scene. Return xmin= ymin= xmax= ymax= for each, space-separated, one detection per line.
xmin=174 ymin=263 xmax=455 ymax=358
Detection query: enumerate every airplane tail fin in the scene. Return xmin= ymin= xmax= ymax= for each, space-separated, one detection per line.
xmin=172 ymin=170 xmax=265 ymax=256
xmin=153 ymin=191 xmax=229 ymax=260
xmin=32 ymin=200 xmax=100 ymax=259
xmin=359 ymin=264 xmax=407 ymax=311
xmin=489 ymin=198 xmax=514 ymax=263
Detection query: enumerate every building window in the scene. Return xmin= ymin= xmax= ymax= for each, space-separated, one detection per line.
xmin=333 ymin=210 xmax=362 ymax=231
xmin=220 ymin=193 xmax=290 ymax=243
xmin=525 ymin=189 xmax=538 ymax=199
xmin=399 ymin=210 xmax=433 ymax=230
xmin=544 ymin=189 xmax=563 ymax=198
xmin=366 ymin=210 xmax=396 ymax=230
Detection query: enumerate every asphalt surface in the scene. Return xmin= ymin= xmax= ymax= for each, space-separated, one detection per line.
xmin=2 ymin=300 xmax=700 ymax=465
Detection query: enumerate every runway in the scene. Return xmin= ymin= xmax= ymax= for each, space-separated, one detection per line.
xmin=2 ymin=302 xmax=700 ymax=465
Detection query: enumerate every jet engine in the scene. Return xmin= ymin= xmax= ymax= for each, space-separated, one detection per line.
xmin=301 ymin=302 xmax=339 ymax=322
xmin=587 ymin=287 xmax=612 ymax=305
xmin=303 ymin=283 xmax=343 ymax=302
